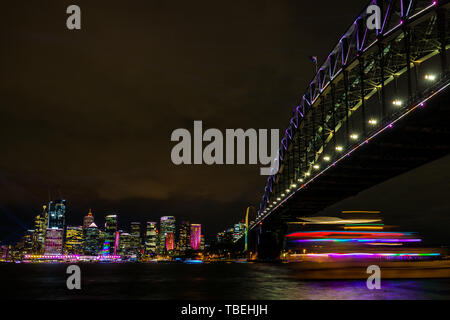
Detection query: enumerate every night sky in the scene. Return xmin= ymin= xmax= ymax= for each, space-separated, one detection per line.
xmin=1 ymin=0 xmax=449 ymax=244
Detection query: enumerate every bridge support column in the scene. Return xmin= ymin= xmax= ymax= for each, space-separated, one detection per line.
xmin=254 ymin=221 xmax=287 ymax=261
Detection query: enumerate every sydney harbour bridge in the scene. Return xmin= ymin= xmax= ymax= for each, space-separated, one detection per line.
xmin=244 ymin=0 xmax=450 ymax=259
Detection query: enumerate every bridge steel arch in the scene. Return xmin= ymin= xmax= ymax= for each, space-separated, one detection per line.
xmin=251 ymin=0 xmax=450 ymax=236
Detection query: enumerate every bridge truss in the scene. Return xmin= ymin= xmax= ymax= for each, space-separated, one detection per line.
xmin=253 ymin=0 xmax=450 ymax=230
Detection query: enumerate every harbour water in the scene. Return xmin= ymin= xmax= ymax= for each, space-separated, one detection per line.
xmin=1 ymin=263 xmax=450 ymax=300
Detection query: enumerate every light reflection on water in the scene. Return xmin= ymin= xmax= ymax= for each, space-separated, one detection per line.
xmin=1 ymin=263 xmax=449 ymax=300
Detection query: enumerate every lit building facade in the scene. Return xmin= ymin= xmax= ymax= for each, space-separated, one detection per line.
xmin=159 ymin=216 xmax=175 ymax=254
xmin=42 ymin=200 xmax=66 ymax=255
xmin=165 ymin=232 xmax=174 ymax=251
xmin=233 ymin=222 xmax=245 ymax=242
xmin=118 ymin=232 xmax=132 ymax=257
xmin=190 ymin=224 xmax=201 ymax=250
xmin=47 ymin=200 xmax=66 ymax=230
xmin=200 ymin=234 xmax=205 ymax=251
xmin=130 ymin=222 xmax=141 ymax=254
xmin=105 ymin=215 xmax=118 ymax=255
xmin=84 ymin=222 xmax=101 ymax=255
xmin=32 ymin=205 xmax=48 ymax=253
xmin=83 ymin=208 xmax=95 ymax=229
xmin=178 ymin=221 xmax=191 ymax=252
xmin=65 ymin=226 xmax=83 ymax=254
xmin=44 ymin=228 xmax=64 ymax=254
xmin=145 ymin=222 xmax=157 ymax=255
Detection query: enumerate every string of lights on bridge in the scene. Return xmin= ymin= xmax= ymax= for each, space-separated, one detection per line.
xmin=255 ymin=76 xmax=449 ymax=226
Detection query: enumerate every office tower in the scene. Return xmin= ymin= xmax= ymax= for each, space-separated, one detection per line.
xmin=159 ymin=216 xmax=176 ymax=253
xmin=101 ymin=240 xmax=111 ymax=256
xmin=145 ymin=222 xmax=157 ymax=255
xmin=130 ymin=222 xmax=141 ymax=254
xmin=32 ymin=205 xmax=48 ymax=253
xmin=105 ymin=215 xmax=118 ymax=254
xmin=155 ymin=229 xmax=160 ymax=253
xmin=84 ymin=222 xmax=101 ymax=255
xmin=165 ymin=232 xmax=174 ymax=251
xmin=65 ymin=226 xmax=83 ymax=254
xmin=114 ymin=231 xmax=120 ymax=255
xmin=83 ymin=208 xmax=95 ymax=229
xmin=178 ymin=221 xmax=191 ymax=252
xmin=190 ymin=224 xmax=201 ymax=250
xmin=200 ymin=234 xmax=205 ymax=251
xmin=23 ymin=230 xmax=34 ymax=254
xmin=233 ymin=222 xmax=245 ymax=242
xmin=44 ymin=228 xmax=64 ymax=254
xmin=47 ymin=200 xmax=66 ymax=230
xmin=0 ymin=245 xmax=8 ymax=260
xmin=118 ymin=232 xmax=132 ymax=257
xmin=44 ymin=200 xmax=66 ymax=255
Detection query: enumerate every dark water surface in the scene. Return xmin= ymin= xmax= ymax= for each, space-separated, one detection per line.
xmin=1 ymin=263 xmax=449 ymax=300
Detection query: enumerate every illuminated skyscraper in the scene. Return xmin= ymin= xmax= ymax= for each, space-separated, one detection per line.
xmin=65 ymin=226 xmax=83 ymax=254
xmin=84 ymin=222 xmax=101 ymax=255
xmin=130 ymin=222 xmax=141 ymax=254
xmin=178 ymin=221 xmax=191 ymax=252
xmin=190 ymin=224 xmax=201 ymax=250
xmin=43 ymin=200 xmax=66 ymax=255
xmin=118 ymin=232 xmax=132 ymax=257
xmin=159 ymin=216 xmax=175 ymax=254
xmin=233 ymin=222 xmax=245 ymax=242
xmin=32 ymin=205 xmax=48 ymax=253
xmin=166 ymin=232 xmax=174 ymax=251
xmin=83 ymin=208 xmax=95 ymax=229
xmin=200 ymin=234 xmax=205 ymax=251
xmin=101 ymin=240 xmax=111 ymax=256
xmin=145 ymin=222 xmax=157 ymax=255
xmin=0 ymin=245 xmax=8 ymax=260
xmin=44 ymin=228 xmax=64 ymax=254
xmin=105 ymin=215 xmax=118 ymax=254
xmin=47 ymin=200 xmax=66 ymax=230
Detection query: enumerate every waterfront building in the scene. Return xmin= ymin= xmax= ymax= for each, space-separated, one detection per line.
xmin=233 ymin=222 xmax=245 ymax=242
xmin=200 ymin=234 xmax=205 ymax=251
xmin=118 ymin=232 xmax=132 ymax=257
xmin=178 ymin=221 xmax=191 ymax=252
xmin=190 ymin=224 xmax=201 ymax=250
xmin=130 ymin=222 xmax=141 ymax=254
xmin=47 ymin=200 xmax=66 ymax=230
xmin=144 ymin=222 xmax=157 ymax=255
xmin=105 ymin=215 xmax=118 ymax=254
xmin=65 ymin=226 xmax=83 ymax=254
xmin=101 ymin=240 xmax=111 ymax=256
xmin=44 ymin=228 xmax=64 ymax=254
xmin=166 ymin=232 xmax=175 ymax=251
xmin=83 ymin=208 xmax=95 ymax=229
xmin=84 ymin=222 xmax=101 ymax=255
xmin=159 ymin=216 xmax=176 ymax=254
xmin=32 ymin=205 xmax=48 ymax=253
xmin=0 ymin=245 xmax=8 ymax=260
